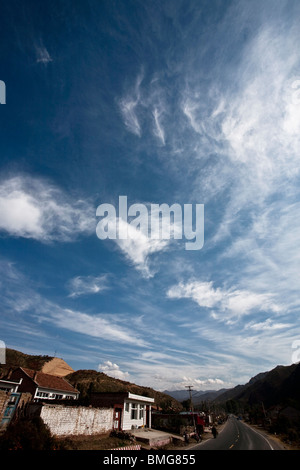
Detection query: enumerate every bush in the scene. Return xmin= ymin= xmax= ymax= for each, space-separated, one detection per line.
xmin=0 ymin=416 xmax=60 ymax=450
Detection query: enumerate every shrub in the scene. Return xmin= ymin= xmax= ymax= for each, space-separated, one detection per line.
xmin=0 ymin=416 xmax=59 ymax=450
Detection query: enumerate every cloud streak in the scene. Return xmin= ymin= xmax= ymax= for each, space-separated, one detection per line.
xmin=0 ymin=175 xmax=95 ymax=242
xmin=67 ymin=275 xmax=109 ymax=298
xmin=167 ymin=280 xmax=282 ymax=320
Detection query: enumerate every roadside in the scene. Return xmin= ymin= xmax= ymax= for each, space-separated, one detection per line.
xmin=243 ymin=422 xmax=300 ymax=451
xmin=162 ymin=421 xmax=228 ymax=450
xmin=54 ymin=423 xmax=227 ymax=451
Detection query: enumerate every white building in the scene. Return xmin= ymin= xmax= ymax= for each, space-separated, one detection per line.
xmin=91 ymin=391 xmax=155 ymax=431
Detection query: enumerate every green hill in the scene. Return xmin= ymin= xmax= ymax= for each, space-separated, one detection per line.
xmin=66 ymin=369 xmax=182 ymax=411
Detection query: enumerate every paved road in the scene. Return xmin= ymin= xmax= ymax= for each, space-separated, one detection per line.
xmin=191 ymin=417 xmax=284 ymax=450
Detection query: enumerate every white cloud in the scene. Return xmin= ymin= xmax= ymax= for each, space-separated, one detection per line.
xmin=119 ymin=72 xmax=167 ymax=144
xmin=119 ymin=96 xmax=141 ymax=136
xmin=114 ymin=217 xmax=169 ymax=278
xmin=245 ymin=319 xmax=293 ymax=331
xmin=119 ymin=73 xmax=143 ymax=136
xmin=35 ymin=46 xmax=52 ymax=64
xmin=167 ymin=280 xmax=281 ymax=319
xmin=68 ymin=275 xmax=109 ymax=298
xmin=152 ymin=106 xmax=165 ymax=145
xmin=0 ymin=259 xmax=147 ymax=348
xmin=179 ymin=376 xmax=224 ymax=389
xmin=98 ymin=361 xmax=130 ymax=380
xmin=0 ymin=175 xmax=95 ymax=242
xmin=42 ymin=307 xmax=147 ymax=348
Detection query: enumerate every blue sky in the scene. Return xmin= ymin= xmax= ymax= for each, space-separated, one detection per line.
xmin=1 ymin=0 xmax=300 ymax=392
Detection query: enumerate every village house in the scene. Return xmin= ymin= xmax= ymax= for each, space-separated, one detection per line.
xmin=0 ymin=377 xmax=22 ymax=393
xmin=5 ymin=367 xmax=79 ymax=401
xmin=91 ymin=391 xmax=155 ymax=431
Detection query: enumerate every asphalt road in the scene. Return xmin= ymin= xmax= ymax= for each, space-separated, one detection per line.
xmin=191 ymin=417 xmax=284 ymax=450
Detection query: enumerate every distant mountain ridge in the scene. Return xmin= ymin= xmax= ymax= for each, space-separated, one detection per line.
xmin=163 ymin=388 xmax=227 ymax=404
xmin=165 ymin=363 xmax=300 ymax=412
xmin=215 ymin=363 xmax=300 ymax=410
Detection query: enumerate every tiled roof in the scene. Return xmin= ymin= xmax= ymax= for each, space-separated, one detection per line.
xmin=20 ymin=367 xmax=79 ymax=394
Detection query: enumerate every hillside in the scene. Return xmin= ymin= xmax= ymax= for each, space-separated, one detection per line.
xmin=0 ymin=348 xmax=74 ymax=377
xmin=41 ymin=357 xmax=74 ymax=377
xmin=0 ymin=348 xmax=181 ymax=411
xmin=215 ymin=363 xmax=300 ymax=410
xmin=66 ymin=369 xmax=182 ymax=411
xmin=0 ymin=348 xmax=54 ymax=376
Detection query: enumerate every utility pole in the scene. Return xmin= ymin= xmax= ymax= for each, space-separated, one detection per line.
xmin=186 ymin=386 xmax=196 ymax=432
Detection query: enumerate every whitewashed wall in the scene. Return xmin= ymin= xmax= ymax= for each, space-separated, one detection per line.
xmin=40 ymin=404 xmax=114 ymax=436
xmin=122 ymin=400 xmax=149 ymax=430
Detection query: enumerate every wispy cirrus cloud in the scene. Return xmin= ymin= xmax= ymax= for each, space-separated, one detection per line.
xmin=245 ymin=319 xmax=293 ymax=332
xmin=67 ymin=275 xmax=109 ymax=298
xmin=119 ymin=73 xmax=144 ymax=136
xmin=35 ymin=43 xmax=52 ymax=64
xmin=0 ymin=175 xmax=95 ymax=242
xmin=115 ymin=217 xmax=169 ymax=278
xmin=152 ymin=106 xmax=165 ymax=145
xmin=167 ymin=280 xmax=282 ymax=321
xmin=118 ymin=72 xmax=167 ymax=145
xmin=0 ymin=259 xmax=147 ymax=348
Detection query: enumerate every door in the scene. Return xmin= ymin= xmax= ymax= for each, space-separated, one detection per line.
xmin=0 ymin=392 xmax=21 ymax=428
xmin=113 ymin=407 xmax=123 ymax=431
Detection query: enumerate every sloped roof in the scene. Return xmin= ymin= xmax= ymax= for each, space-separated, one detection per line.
xmin=20 ymin=367 xmax=79 ymax=394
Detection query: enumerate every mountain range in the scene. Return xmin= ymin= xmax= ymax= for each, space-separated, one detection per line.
xmin=215 ymin=363 xmax=300 ymax=410
xmin=166 ymin=363 xmax=300 ymax=412
xmin=163 ymin=388 xmax=228 ymax=404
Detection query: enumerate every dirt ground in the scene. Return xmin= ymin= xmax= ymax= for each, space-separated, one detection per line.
xmin=56 ymin=432 xmax=136 ymax=450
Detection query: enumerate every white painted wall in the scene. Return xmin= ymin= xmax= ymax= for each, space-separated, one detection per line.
xmin=40 ymin=404 xmax=114 ymax=436
xmin=122 ymin=399 xmax=152 ymax=430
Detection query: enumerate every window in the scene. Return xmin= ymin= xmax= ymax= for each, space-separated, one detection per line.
xmin=139 ymin=405 xmax=144 ymax=420
xmin=36 ymin=391 xmax=49 ymax=398
xmin=131 ymin=403 xmax=138 ymax=420
xmin=8 ymin=395 xmax=17 ymax=404
xmin=125 ymin=402 xmax=130 ymax=413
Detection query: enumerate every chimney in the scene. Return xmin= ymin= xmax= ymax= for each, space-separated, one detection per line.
xmin=33 ymin=371 xmax=38 ymax=382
